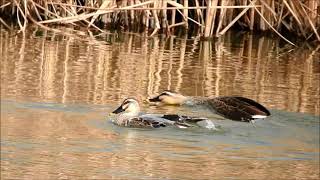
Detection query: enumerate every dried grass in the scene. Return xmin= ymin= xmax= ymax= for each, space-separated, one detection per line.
xmin=1 ymin=0 xmax=319 ymax=42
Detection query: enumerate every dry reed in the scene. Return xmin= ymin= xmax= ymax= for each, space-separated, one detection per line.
xmin=0 ymin=0 xmax=319 ymax=42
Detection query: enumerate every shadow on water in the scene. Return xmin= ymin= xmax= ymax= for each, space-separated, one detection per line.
xmin=1 ymin=27 xmax=319 ymax=179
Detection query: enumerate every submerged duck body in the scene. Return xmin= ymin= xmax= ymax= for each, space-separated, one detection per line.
xmin=149 ymin=90 xmax=271 ymax=122
xmin=111 ymin=98 xmax=215 ymax=129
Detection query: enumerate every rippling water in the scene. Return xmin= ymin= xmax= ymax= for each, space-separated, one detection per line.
xmin=1 ymin=27 xmax=319 ymax=179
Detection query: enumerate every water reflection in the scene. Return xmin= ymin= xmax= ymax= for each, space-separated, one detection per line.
xmin=1 ymin=28 xmax=319 ymax=115
xmin=1 ymin=27 xmax=319 ymax=179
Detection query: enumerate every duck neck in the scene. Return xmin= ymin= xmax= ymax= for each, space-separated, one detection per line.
xmin=173 ymin=95 xmax=189 ymax=105
xmin=124 ymin=104 xmax=140 ymax=117
xmin=183 ymin=96 xmax=207 ymax=106
xmin=121 ymin=111 xmax=139 ymax=119
xmin=116 ymin=110 xmax=139 ymax=125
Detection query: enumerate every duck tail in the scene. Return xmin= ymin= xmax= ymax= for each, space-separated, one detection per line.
xmin=183 ymin=116 xmax=209 ymax=122
xmin=151 ymin=121 xmax=166 ymax=128
xmin=162 ymin=114 xmax=208 ymax=122
xmin=173 ymin=122 xmax=193 ymax=129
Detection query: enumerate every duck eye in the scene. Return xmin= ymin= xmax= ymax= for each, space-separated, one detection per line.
xmin=122 ymin=103 xmax=129 ymax=109
xmin=161 ymin=92 xmax=170 ymax=96
xmin=122 ymin=101 xmax=130 ymax=106
xmin=162 ymin=90 xmax=176 ymax=96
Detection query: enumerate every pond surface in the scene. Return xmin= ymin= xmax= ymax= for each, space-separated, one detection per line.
xmin=1 ymin=27 xmax=319 ymax=179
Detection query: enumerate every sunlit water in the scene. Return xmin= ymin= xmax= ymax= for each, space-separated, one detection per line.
xmin=1 ymin=27 xmax=319 ymax=179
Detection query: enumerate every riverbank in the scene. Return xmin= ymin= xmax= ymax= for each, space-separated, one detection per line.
xmin=1 ymin=0 xmax=319 ymax=44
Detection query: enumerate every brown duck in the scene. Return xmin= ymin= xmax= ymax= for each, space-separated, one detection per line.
xmin=149 ymin=90 xmax=271 ymax=122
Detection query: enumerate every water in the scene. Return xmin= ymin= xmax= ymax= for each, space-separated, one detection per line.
xmin=1 ymin=27 xmax=319 ymax=179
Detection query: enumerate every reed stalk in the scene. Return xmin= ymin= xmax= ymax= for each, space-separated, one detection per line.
xmin=183 ymin=0 xmax=188 ymax=28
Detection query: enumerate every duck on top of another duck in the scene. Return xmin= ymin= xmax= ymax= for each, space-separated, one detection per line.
xmin=110 ymin=98 xmax=216 ymax=129
xmin=148 ymin=90 xmax=271 ymax=123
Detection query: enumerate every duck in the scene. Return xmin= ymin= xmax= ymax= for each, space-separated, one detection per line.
xmin=110 ymin=98 xmax=216 ymax=129
xmin=148 ymin=90 xmax=271 ymax=122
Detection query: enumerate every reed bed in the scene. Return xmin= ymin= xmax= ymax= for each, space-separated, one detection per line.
xmin=0 ymin=0 xmax=319 ymax=42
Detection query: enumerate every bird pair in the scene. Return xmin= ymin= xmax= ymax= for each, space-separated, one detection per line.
xmin=110 ymin=90 xmax=271 ymax=129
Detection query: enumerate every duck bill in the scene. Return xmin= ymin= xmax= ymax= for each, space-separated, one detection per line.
xmin=149 ymin=95 xmax=161 ymax=102
xmin=112 ymin=106 xmax=125 ymax=114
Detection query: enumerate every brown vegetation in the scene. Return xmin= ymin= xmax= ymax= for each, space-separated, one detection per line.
xmin=0 ymin=0 xmax=319 ymax=43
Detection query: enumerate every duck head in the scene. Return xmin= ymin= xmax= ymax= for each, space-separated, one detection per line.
xmin=149 ymin=90 xmax=188 ymax=105
xmin=112 ymin=98 xmax=140 ymax=116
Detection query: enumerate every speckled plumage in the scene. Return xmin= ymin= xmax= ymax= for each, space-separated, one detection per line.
xmin=111 ymin=98 xmax=214 ymax=129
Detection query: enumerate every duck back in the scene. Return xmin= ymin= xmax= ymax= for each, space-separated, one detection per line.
xmin=127 ymin=117 xmax=166 ymax=128
xmin=208 ymin=96 xmax=271 ymax=122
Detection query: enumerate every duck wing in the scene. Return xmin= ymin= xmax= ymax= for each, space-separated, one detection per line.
xmin=128 ymin=117 xmax=166 ymax=128
xmin=161 ymin=114 xmax=214 ymax=128
xmin=140 ymin=114 xmax=197 ymax=128
xmin=161 ymin=114 xmax=208 ymax=123
xmin=208 ymin=96 xmax=271 ymax=122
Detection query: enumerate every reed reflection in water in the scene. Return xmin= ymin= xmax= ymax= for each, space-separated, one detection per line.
xmin=1 ymin=28 xmax=319 ymax=115
xmin=1 ymin=28 xmax=319 ymax=179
